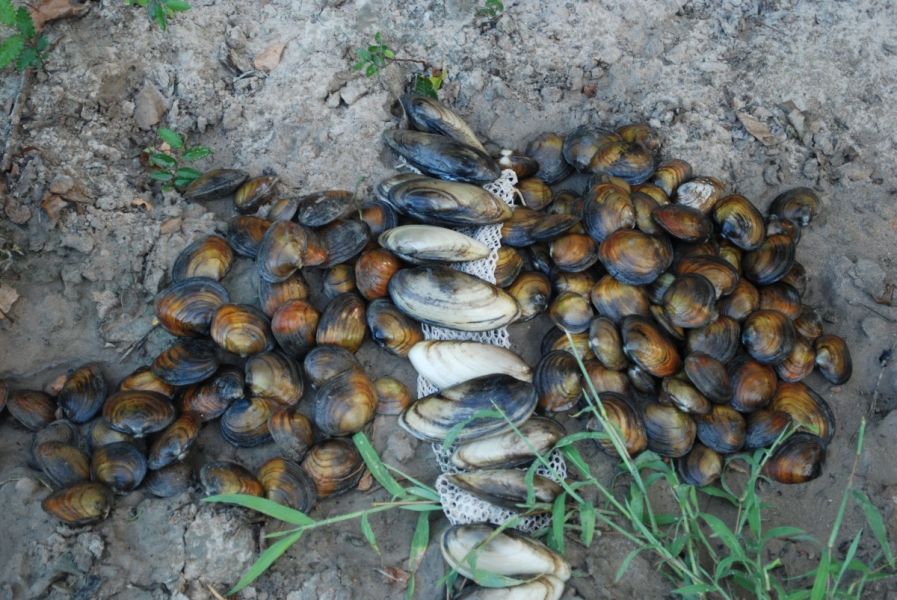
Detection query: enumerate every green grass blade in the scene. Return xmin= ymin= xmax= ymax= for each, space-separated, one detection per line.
xmin=550 ymin=492 xmax=566 ymax=554
xmin=580 ymin=501 xmax=595 ymax=547
xmin=229 ymin=529 xmax=303 ymax=594
xmin=701 ymin=514 xmax=742 ymax=557
xmin=615 ymin=546 xmax=647 ymax=582
xmin=408 ymin=511 xmax=430 ymax=572
xmin=203 ymin=494 xmax=315 ymax=526
xmin=810 ymin=550 xmax=831 ymax=600
xmin=353 ymin=431 xmax=406 ymax=498
xmin=383 ymin=464 xmax=438 ymax=497
xmin=672 ymin=583 xmax=717 ymax=595
xmin=442 ymin=409 xmax=502 ymax=451
xmin=849 ymin=490 xmax=895 ymax=568
xmin=361 ymin=512 xmax=381 ymax=556
xmin=397 ymin=504 xmax=443 ymax=512
xmin=764 ymin=526 xmax=807 ymax=541
xmin=405 ymin=486 xmax=440 ymax=502
xmin=472 ymin=568 xmax=524 ymax=588
xmin=832 ymin=529 xmax=863 ymax=592
xmin=559 ymin=445 xmax=593 ymax=480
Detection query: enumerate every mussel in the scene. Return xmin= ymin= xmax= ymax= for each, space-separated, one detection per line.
xmin=256 ymin=220 xmax=309 ymax=283
xmin=170 ymin=235 xmax=234 ymax=283
xmin=144 ymin=461 xmax=195 ymax=498
xmin=400 ymin=94 xmax=486 ymax=152
xmin=183 ymin=168 xmax=248 ymax=202
xmin=91 ymin=441 xmax=148 ymax=494
xmin=155 ymin=278 xmax=230 ymax=338
xmin=507 ymin=272 xmax=551 ymax=322
xmin=103 ymin=390 xmax=177 ymax=438
xmin=7 ymin=390 xmax=57 ymax=430
xmin=621 ymin=316 xmax=682 ymax=378
xmin=382 ymin=130 xmax=500 ymax=184
xmin=366 ymin=298 xmax=423 ymax=357
xmin=694 ymin=404 xmax=746 ymax=454
xmin=763 ymin=433 xmax=826 ymax=484
xmin=234 ymin=175 xmax=279 ymax=213
xmin=586 ymin=392 xmax=647 ymax=457
xmin=258 ymin=457 xmax=317 ymax=513
xmin=227 ymin=215 xmax=271 ymax=258
xmin=643 ymin=403 xmax=696 ymax=458
xmin=815 ymin=335 xmax=852 ymax=385
xmin=525 ymin=132 xmax=572 ymax=184
xmin=678 ymin=443 xmax=723 ymax=487
xmin=768 ymin=382 xmax=835 ymax=443
xmin=313 ymin=369 xmax=377 ymax=437
xmin=301 ymin=438 xmax=365 ymax=499
xmin=258 ymin=274 xmax=310 ymax=317
xmin=269 ymin=406 xmax=315 ymax=462
xmin=271 ymin=299 xmax=320 ymax=357
xmin=147 ymin=413 xmax=201 ymax=470
xmin=769 ymin=187 xmax=820 ymax=227
xmin=295 ymin=190 xmax=356 ymax=227
xmin=388 ymin=177 xmax=511 ymax=226
xmin=211 ymin=304 xmax=275 ymax=357
xmin=303 ymin=345 xmax=362 ymax=389
xmin=58 ymin=363 xmax=107 ymax=424
xmin=34 ymin=441 xmax=91 ymax=488
xmin=408 ymin=340 xmax=532 ymax=390
xmin=741 ymin=309 xmax=796 ymax=364
xmin=200 ymin=461 xmax=264 ymax=497
xmin=316 ymin=293 xmax=367 ymax=353
xmin=178 ymin=366 xmax=245 ymax=421
xmin=374 ymin=377 xmax=412 ymax=415
xmin=444 ymin=469 xmax=562 ymax=511
xmin=151 ymin=338 xmax=220 ymax=386
xmin=662 ymin=274 xmax=718 ymax=329
xmin=534 ymin=351 xmax=583 ymax=412
xmin=449 ymin=416 xmax=565 ymax=470
xmin=597 ymin=229 xmax=672 ymax=286
xmin=41 ymin=482 xmax=115 ymax=525
xmin=220 ymin=396 xmax=279 ymax=447
xmin=245 ymin=352 xmax=304 ymax=406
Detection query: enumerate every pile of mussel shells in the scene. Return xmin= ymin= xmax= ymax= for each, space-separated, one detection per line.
xmin=0 ymin=91 xmax=852 ymax=599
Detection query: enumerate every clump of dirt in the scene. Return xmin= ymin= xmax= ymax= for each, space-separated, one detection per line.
xmin=1 ymin=0 xmax=896 ymax=598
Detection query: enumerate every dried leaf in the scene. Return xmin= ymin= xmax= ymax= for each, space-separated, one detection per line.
xmin=40 ymin=192 xmax=68 ymax=220
xmin=206 ymin=584 xmax=228 ymax=600
xmin=377 ymin=566 xmax=411 ymax=585
xmin=583 ymin=83 xmax=597 ymax=98
xmin=0 ymin=282 xmax=19 ymax=317
xmin=160 ymin=217 xmax=182 ymax=235
xmin=132 ymin=198 xmax=153 ymax=211
xmin=61 ymin=187 xmax=94 ymax=205
xmin=4 ymin=202 xmax=31 ymax=224
xmin=254 ymin=42 xmax=287 ymax=71
xmin=29 ymin=0 xmax=88 ymax=31
xmin=356 ymin=468 xmax=374 ymax=491
xmin=735 ymin=111 xmax=780 ymax=146
xmin=45 ymin=374 xmax=67 ymax=395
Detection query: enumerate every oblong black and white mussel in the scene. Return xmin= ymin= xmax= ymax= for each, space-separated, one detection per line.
xmin=382 ymin=130 xmax=501 ymax=184
xmin=443 ymin=469 xmax=562 ymax=510
xmin=387 ymin=177 xmax=512 ymax=226
xmin=378 ymin=225 xmax=490 ymax=264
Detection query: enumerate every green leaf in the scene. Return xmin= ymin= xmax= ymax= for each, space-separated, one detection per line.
xmin=15 ymin=7 xmax=34 ymax=39
xmin=672 ymin=583 xmax=718 ymax=595
xmin=156 ymin=128 xmax=183 ymax=148
xmin=408 ymin=511 xmax=429 ymax=572
xmin=161 ymin=184 xmax=174 ymax=192
xmin=697 ymin=485 xmax=738 ymax=503
xmin=0 ymin=0 xmax=14 ymax=27
xmin=150 ymin=170 xmax=174 ymax=181
xmin=352 ymin=432 xmax=406 ymax=498
xmin=559 ymin=445 xmax=593 ymax=480
xmin=580 ymin=501 xmax=595 ymax=547
xmin=15 ymin=45 xmax=36 ymax=71
xmin=405 ymin=486 xmax=440 ymax=502
xmin=810 ymin=550 xmax=831 ymax=600
xmin=850 ymin=490 xmax=895 ymax=568
xmin=374 ymin=31 xmax=382 ymax=43
xmin=203 ymin=494 xmax=316 ymax=526
xmin=150 ymin=153 xmax=177 ymax=168
xmin=147 ymin=0 xmax=167 ymax=30
xmin=701 ymin=514 xmax=742 ymax=556
xmin=550 ymin=493 xmax=566 ymax=554
xmin=0 ymin=34 xmax=24 ymax=69
xmin=365 ymin=64 xmax=377 ymax=77
xmin=615 ymin=546 xmax=646 ymax=582
xmin=414 ymin=76 xmax=438 ymax=100
xmin=355 ymin=47 xmax=372 ymax=61
xmin=833 ymin=529 xmax=863 ymax=591
xmin=182 ymin=146 xmax=211 ymax=161
xmin=383 ymin=48 xmax=395 ymax=58
xmin=229 ymin=530 xmax=303 ymax=595
xmin=36 ymin=35 xmax=48 ymax=52
xmin=764 ymin=526 xmax=807 ymax=541
xmin=161 ymin=0 xmax=191 ymax=11
xmin=397 ymin=504 xmax=443 ymax=512
xmin=442 ymin=409 xmax=502 ymax=451
xmin=360 ymin=512 xmax=381 ymax=556
xmin=471 ymin=568 xmax=524 ymax=588
xmin=352 ymin=60 xmax=365 ymax=70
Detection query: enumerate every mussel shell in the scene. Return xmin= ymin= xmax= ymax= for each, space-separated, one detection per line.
xmin=718 ymin=279 xmax=759 ymax=322
xmin=674 ymin=176 xmax=724 ymax=214
xmin=494 ymin=246 xmax=525 ymax=288
xmin=534 ymin=351 xmax=583 ymax=412
xmin=58 ymin=363 xmax=107 ymax=424
xmin=675 ymin=255 xmax=740 ymax=299
xmin=684 ymin=352 xmax=732 ymax=403
xmin=8 ymin=389 xmax=57 ymax=431
xmin=258 ymin=274 xmax=310 ymax=318
xmin=711 ymin=195 xmax=765 ymax=251
xmin=632 ymin=191 xmax=663 ymax=235
xmin=686 ymin=316 xmax=741 ymax=364
xmin=677 ymin=443 xmax=723 ymax=487
xmin=383 ymin=130 xmax=500 ymax=184
xmin=152 ymin=338 xmax=220 ymax=386
xmin=408 ymin=340 xmax=533 ymax=390
xmin=742 ymin=234 xmax=795 ymax=285
xmin=589 ymin=316 xmax=627 ymax=371
xmin=303 ymin=345 xmax=362 ymax=389
xmin=268 ymin=406 xmax=315 ymax=462
xmin=582 ymin=185 xmax=635 ymax=243
xmin=763 ymin=433 xmax=826 ymax=484
xmin=86 ymin=417 xmax=143 ymax=453
xmin=694 ymin=404 xmax=745 ymax=454
xmin=91 ymin=441 xmax=148 ymax=494
xmin=548 ymin=291 xmax=593 ymax=334
xmin=313 ymin=369 xmax=377 ymax=437
xmin=360 ymin=200 xmax=399 ymax=237
xmin=583 ymin=355 xmax=633 ymax=398
xmin=597 ymin=229 xmax=672 ymax=286
xmin=780 ymin=261 xmax=807 ymax=297
xmin=271 ymin=299 xmax=319 ymax=358
xmin=301 ymin=438 xmax=365 ymax=499
xmin=643 ymin=403 xmax=696 ymax=458
xmin=587 ymin=140 xmax=655 ymax=185
xmin=398 ymin=374 xmax=537 ymax=443
xmin=525 ymin=132 xmax=572 ymax=185
xmin=775 ymin=334 xmax=816 ymax=383
xmin=769 ymin=382 xmax=835 ymax=443
xmin=103 ymin=391 xmax=176 ymax=438
xmin=322 ymin=264 xmax=356 ymax=299
xmin=143 ymin=461 xmax=195 ymax=497
xmin=41 ymin=482 xmax=114 ymax=525
xmin=742 ymin=309 xmax=796 ymax=364
xmin=652 ymin=204 xmax=712 ymax=243
xmin=227 ymin=215 xmax=271 ymax=258
xmin=652 ymin=159 xmax=693 ymax=196
xmin=220 ymin=397 xmax=279 ymax=447
xmin=374 ymin=173 xmax=426 ymax=204
xmin=258 ymin=457 xmax=317 ymax=513
xmin=794 ymin=305 xmax=823 ymax=341
xmin=517 ymin=178 xmax=553 ymax=211
xmin=769 ymin=187 xmax=820 ymax=227
xmin=155 ymin=277 xmax=230 ymax=338
xmin=530 ymin=213 xmax=581 ymax=242
xmin=389 ymin=266 xmax=521 ymax=332
xmin=563 ymin=126 xmax=620 ymax=172
xmin=617 ymin=123 xmax=661 ymax=153
xmin=549 ymin=233 xmax=599 ymax=272
xmin=449 ymin=416 xmax=565 ymax=470
xmin=552 ymin=269 xmax=596 ymax=298
xmin=632 ymin=182 xmax=670 ymax=205
xmin=234 ymin=175 xmax=279 ymax=213
xmin=444 ymin=469 xmax=562 ymax=510
xmin=507 ymin=272 xmax=551 ymax=322
xmin=316 ymin=293 xmax=367 ymax=353
xmin=758 ymin=283 xmax=802 ymax=319
xmin=590 ymin=276 xmax=650 ymax=326
xmin=718 ymin=241 xmax=743 ymax=273
xmin=256 ymin=220 xmax=309 ymax=283
xmin=621 ymin=315 xmax=682 ymax=378
xmin=200 ymin=461 xmax=264 ymax=496
xmin=400 ymin=93 xmax=486 ymax=152
xmin=31 ymin=420 xmax=78 ymax=467
xmin=815 ymin=335 xmax=852 ymax=385
xmin=650 ymin=304 xmax=687 ymax=342
xmin=147 ymin=413 xmax=201 ymax=470
xmin=727 ymin=355 xmax=778 ymax=413
xmin=744 ymin=410 xmax=793 ymax=450
xmin=374 ymin=377 xmax=412 ymax=416
xmin=541 ymin=328 xmax=595 ymax=360
xmin=211 ymin=304 xmax=275 ymax=357
xmin=245 ymin=352 xmax=304 ymax=406
xmin=661 ymin=377 xmax=711 ymax=415
xmin=586 ymin=392 xmax=647 ymax=457
xmin=627 ymin=363 xmax=658 ymax=394
xmin=493 ymin=149 xmax=541 ymax=179
xmin=388 ymin=177 xmax=511 ymax=227
xmin=178 ymin=365 xmax=245 ymax=421
xmin=267 ymin=197 xmax=298 ymax=221
xmin=662 ymin=274 xmax=718 ymax=329
xmin=318 ymin=220 xmax=371 ymax=268
xmin=366 ymin=298 xmax=423 ymax=357
xmin=170 ymin=235 xmax=234 ymax=283
xmin=35 ymin=441 xmax=91 ymax=488
xmin=548 ymin=190 xmax=583 ymax=218
xmin=380 ymin=224 xmax=489 ymax=265
xmin=295 ymin=190 xmax=356 ymax=227
xmin=183 ymin=168 xmax=248 ymax=202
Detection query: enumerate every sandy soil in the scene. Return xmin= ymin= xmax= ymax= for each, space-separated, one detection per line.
xmin=1 ymin=0 xmax=897 ymax=598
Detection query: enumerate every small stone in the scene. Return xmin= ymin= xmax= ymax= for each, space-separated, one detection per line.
xmin=325 ymin=92 xmax=341 ymax=108
xmin=222 ymin=102 xmax=244 ymax=130
xmin=133 ymin=80 xmax=168 ymax=130
xmin=833 ymin=161 xmax=873 ymax=181
xmin=49 ymin=174 xmax=75 ymax=195
xmin=160 ymin=217 xmax=183 ymax=235
xmin=61 ymin=233 xmax=95 ymax=254
xmin=802 ymin=158 xmax=820 ymax=180
xmin=340 ymin=79 xmax=369 ymax=105
xmin=14 ymin=477 xmax=42 ymax=497
xmin=5 ymin=201 xmax=31 ymax=224
xmin=385 ymin=433 xmax=416 ymax=464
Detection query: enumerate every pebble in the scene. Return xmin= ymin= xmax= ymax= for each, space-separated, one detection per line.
xmin=49 ymin=174 xmax=74 ymax=195
xmin=133 ymin=80 xmax=167 ymax=130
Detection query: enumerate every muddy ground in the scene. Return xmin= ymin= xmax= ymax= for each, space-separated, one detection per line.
xmin=1 ymin=0 xmax=897 ymax=598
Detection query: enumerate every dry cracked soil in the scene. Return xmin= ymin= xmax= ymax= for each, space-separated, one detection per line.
xmin=2 ymin=0 xmax=897 ymax=598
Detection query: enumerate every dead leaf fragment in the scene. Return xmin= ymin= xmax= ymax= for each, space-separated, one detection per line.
xmin=45 ymin=374 xmax=67 ymax=395
xmin=0 ymin=283 xmax=20 ymax=318
xmin=356 ymin=468 xmax=374 ymax=491
xmin=40 ymin=192 xmax=68 ymax=220
xmin=132 ymin=198 xmax=154 ymax=211
xmin=254 ymin=42 xmax=287 ymax=71
xmin=4 ymin=202 xmax=31 ymax=225
xmin=377 ymin=566 xmax=411 ymax=585
xmin=29 ymin=0 xmax=89 ymax=31
xmin=160 ymin=217 xmax=183 ymax=235
xmin=735 ymin=111 xmax=780 ymax=146
xmin=61 ymin=187 xmax=94 ymax=205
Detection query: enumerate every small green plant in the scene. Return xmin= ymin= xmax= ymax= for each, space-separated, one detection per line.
xmin=0 ymin=0 xmax=50 ymax=71
xmin=352 ymin=32 xmax=445 ymax=100
xmin=124 ymin=0 xmax=191 ymax=31
xmin=143 ymin=128 xmax=210 ymax=191
xmin=476 ymin=0 xmax=504 ymax=18
xmin=414 ymin=68 xmax=447 ymax=101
